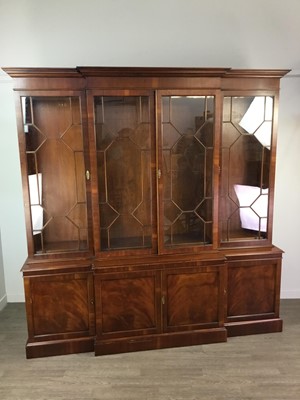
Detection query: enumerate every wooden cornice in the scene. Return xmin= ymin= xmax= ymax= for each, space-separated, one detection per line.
xmin=2 ymin=66 xmax=291 ymax=80
xmin=224 ymin=69 xmax=291 ymax=78
xmin=2 ymin=67 xmax=80 ymax=78
xmin=76 ymin=66 xmax=231 ymax=78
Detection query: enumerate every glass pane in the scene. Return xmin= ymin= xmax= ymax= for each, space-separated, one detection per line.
xmin=22 ymin=96 xmax=88 ymax=254
xmin=161 ymin=96 xmax=214 ymax=246
xmin=95 ymin=96 xmax=152 ymax=251
xmin=221 ymin=96 xmax=273 ymax=242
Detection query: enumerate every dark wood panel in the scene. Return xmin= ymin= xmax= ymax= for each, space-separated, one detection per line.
xmin=164 ymin=267 xmax=221 ymax=331
xmin=27 ymin=273 xmax=94 ymax=337
xmin=227 ymin=261 xmax=278 ymax=318
xmin=95 ymin=271 xmax=161 ymax=337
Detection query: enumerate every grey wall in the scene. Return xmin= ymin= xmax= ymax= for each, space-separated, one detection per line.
xmin=0 ymin=0 xmax=299 ymax=300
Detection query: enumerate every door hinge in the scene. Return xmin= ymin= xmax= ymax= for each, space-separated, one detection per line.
xmin=161 ymin=295 xmax=165 ymax=305
xmin=86 ymin=170 xmax=91 ymax=180
xmin=157 ymin=169 xmax=162 ymax=179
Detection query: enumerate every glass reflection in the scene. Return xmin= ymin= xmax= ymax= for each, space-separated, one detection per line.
xmin=22 ymin=96 xmax=88 ymax=253
xmin=221 ymin=96 xmax=273 ymax=242
xmin=162 ymin=95 xmax=214 ymax=246
xmin=94 ymin=96 xmax=152 ymax=251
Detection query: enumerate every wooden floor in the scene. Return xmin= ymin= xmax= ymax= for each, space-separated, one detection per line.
xmin=0 ymin=300 xmax=300 ymax=400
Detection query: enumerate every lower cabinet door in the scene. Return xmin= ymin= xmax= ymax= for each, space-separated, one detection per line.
xmin=94 ymin=264 xmax=226 ymax=355
xmin=24 ymin=272 xmax=95 ymax=340
xmin=23 ymin=270 xmax=95 ymax=358
xmin=226 ymin=257 xmax=282 ymax=322
xmin=95 ymin=270 xmax=162 ymax=339
xmin=225 ymin=253 xmax=283 ymax=337
xmin=163 ymin=265 xmax=225 ymax=332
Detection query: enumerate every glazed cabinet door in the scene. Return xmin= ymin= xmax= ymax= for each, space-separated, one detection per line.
xmin=156 ymin=91 xmax=219 ymax=253
xmin=87 ymin=91 xmax=156 ymax=255
xmin=220 ymin=93 xmax=278 ymax=246
xmin=17 ymin=91 xmax=92 ymax=256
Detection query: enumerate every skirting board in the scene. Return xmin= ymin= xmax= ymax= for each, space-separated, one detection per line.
xmin=0 ymin=294 xmax=7 ymax=311
xmin=6 ymin=294 xmax=25 ymax=303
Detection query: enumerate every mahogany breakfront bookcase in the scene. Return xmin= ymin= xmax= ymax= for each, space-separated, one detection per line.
xmin=4 ymin=67 xmax=289 ymax=358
